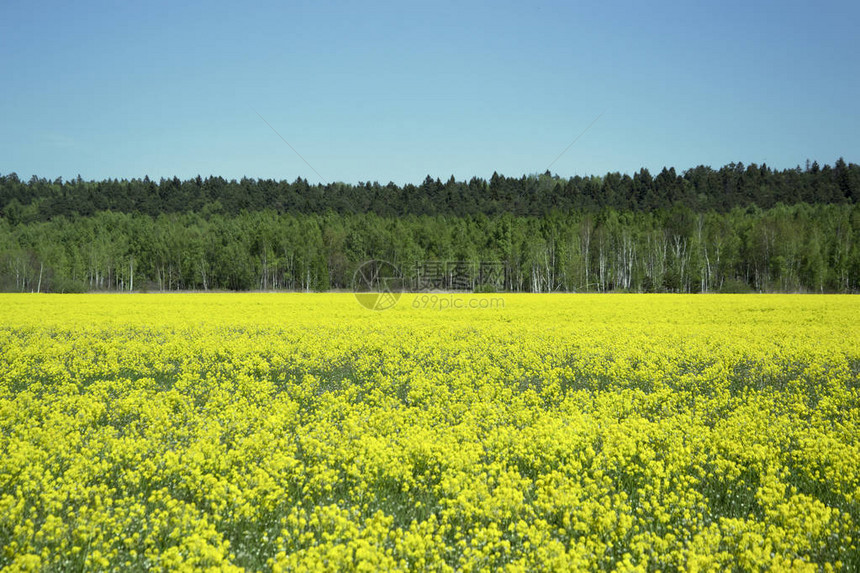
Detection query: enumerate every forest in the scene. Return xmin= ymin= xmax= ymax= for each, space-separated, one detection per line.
xmin=1 ymin=159 xmax=858 ymax=221
xmin=0 ymin=159 xmax=858 ymax=293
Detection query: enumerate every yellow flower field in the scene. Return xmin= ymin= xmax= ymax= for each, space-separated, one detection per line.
xmin=0 ymin=294 xmax=858 ymax=571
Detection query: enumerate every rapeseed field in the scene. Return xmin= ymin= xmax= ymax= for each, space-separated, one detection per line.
xmin=0 ymin=294 xmax=857 ymax=571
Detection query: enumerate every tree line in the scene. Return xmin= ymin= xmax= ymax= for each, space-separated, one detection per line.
xmin=1 ymin=159 xmax=858 ymax=222
xmin=1 ymin=204 xmax=857 ymax=294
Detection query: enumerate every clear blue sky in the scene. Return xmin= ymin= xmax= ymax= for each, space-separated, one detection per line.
xmin=1 ymin=0 xmax=857 ymax=185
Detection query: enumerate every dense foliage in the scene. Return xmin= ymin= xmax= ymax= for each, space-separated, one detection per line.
xmin=1 ymin=204 xmax=858 ymax=293
xmin=1 ymin=294 xmax=858 ymax=570
xmin=1 ymin=159 xmax=858 ymax=293
xmin=1 ymin=159 xmax=858 ymax=221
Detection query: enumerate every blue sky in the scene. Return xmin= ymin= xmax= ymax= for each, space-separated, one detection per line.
xmin=1 ymin=0 xmax=857 ymax=185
